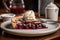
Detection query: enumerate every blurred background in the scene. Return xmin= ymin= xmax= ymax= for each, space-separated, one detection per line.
xmin=0 ymin=0 xmax=60 ymax=15
xmin=0 ymin=0 xmax=38 ymax=11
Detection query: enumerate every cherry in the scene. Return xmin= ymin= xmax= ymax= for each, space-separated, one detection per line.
xmin=28 ymin=23 xmax=32 ymax=27
xmin=15 ymin=24 xmax=20 ymax=29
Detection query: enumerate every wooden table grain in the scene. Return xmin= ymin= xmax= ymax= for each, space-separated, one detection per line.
xmin=0 ymin=9 xmax=60 ymax=40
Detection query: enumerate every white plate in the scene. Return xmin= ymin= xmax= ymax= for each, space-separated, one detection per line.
xmin=0 ymin=13 xmax=15 ymax=21
xmin=1 ymin=19 xmax=60 ymax=36
xmin=0 ymin=13 xmax=15 ymax=18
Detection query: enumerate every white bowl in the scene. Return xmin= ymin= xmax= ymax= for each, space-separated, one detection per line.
xmin=0 ymin=13 xmax=15 ymax=21
xmin=1 ymin=19 xmax=60 ymax=36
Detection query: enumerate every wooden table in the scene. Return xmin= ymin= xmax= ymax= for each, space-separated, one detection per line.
xmin=0 ymin=9 xmax=60 ymax=40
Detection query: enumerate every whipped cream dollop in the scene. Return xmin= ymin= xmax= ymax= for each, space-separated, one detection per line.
xmin=23 ymin=10 xmax=36 ymax=20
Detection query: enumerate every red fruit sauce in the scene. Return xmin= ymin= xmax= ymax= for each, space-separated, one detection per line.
xmin=10 ymin=6 xmax=25 ymax=14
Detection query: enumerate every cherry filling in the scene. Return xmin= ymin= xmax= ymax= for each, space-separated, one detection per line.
xmin=15 ymin=19 xmax=47 ymax=29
